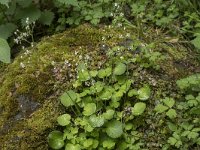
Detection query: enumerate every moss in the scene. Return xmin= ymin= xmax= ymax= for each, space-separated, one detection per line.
xmin=0 ymin=24 xmax=199 ymax=149
xmin=0 ymin=24 xmax=132 ymax=149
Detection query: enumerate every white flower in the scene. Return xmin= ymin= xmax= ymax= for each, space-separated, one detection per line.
xmin=20 ymin=62 xmax=25 ymax=68
xmin=64 ymin=60 xmax=69 ymax=64
xmin=79 ymin=55 xmax=83 ymax=59
xmin=120 ymin=13 xmax=124 ymax=17
xmin=75 ymin=51 xmax=78 ymax=55
xmin=126 ymin=33 xmax=130 ymax=37
xmin=14 ymin=39 xmax=19 ymax=44
xmin=117 ymin=23 xmax=122 ymax=27
xmin=26 ymin=18 xmax=30 ymax=24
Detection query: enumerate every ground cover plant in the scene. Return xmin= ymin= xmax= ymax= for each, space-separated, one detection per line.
xmin=47 ymin=39 xmax=200 ymax=149
xmin=0 ymin=0 xmax=200 ymax=150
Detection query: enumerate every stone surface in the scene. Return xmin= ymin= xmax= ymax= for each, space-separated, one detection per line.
xmin=0 ymin=24 xmax=199 ymax=149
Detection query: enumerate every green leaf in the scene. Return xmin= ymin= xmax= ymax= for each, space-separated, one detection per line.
xmin=15 ymin=5 xmax=41 ymax=25
xmin=77 ymin=69 xmax=90 ymax=81
xmin=128 ymin=89 xmax=138 ymax=97
xmin=48 ymin=131 xmax=64 ymax=149
xmin=5 ymin=1 xmax=16 ymax=15
xmin=39 ymin=10 xmax=54 ymax=26
xmin=0 ymin=0 xmax=11 ymax=7
xmin=83 ymin=138 xmax=93 ymax=148
xmin=17 ymin=0 xmax=32 ymax=7
xmin=137 ymin=85 xmax=151 ymax=100
xmin=99 ymin=86 xmax=114 ymax=100
xmin=89 ymin=115 xmax=105 ymax=127
xmin=83 ymin=103 xmax=96 ymax=116
xmin=113 ymin=63 xmax=126 ymax=75
xmin=166 ymin=109 xmax=177 ymax=119
xmin=187 ymin=132 xmax=199 ymax=139
xmin=103 ymin=139 xmax=115 ymax=149
xmin=167 ymin=122 xmax=177 ymax=131
xmin=57 ymin=114 xmax=71 ymax=126
xmin=60 ymin=90 xmax=77 ymax=107
xmin=191 ymin=35 xmax=200 ymax=49
xmin=65 ymin=143 xmax=81 ymax=150
xmin=103 ymin=109 xmax=115 ymax=120
xmin=90 ymin=81 xmax=104 ymax=94
xmin=125 ymin=123 xmax=133 ymax=130
xmin=163 ymin=98 xmax=175 ymax=108
xmin=106 ymin=120 xmax=123 ymax=138
xmin=57 ymin=0 xmax=79 ymax=6
xmin=168 ymin=137 xmax=177 ymax=146
xmin=92 ymin=139 xmax=99 ymax=148
xmin=154 ymin=104 xmax=168 ymax=113
xmin=132 ymin=102 xmax=146 ymax=116
xmin=120 ymin=79 xmax=133 ymax=93
xmin=98 ymin=67 xmax=112 ymax=78
xmin=0 ymin=23 xmax=17 ymax=39
xmin=0 ymin=38 xmax=10 ymax=63
xmin=89 ymin=70 xmax=98 ymax=77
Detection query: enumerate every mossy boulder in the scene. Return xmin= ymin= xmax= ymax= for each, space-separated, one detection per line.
xmin=0 ymin=24 xmax=199 ymax=149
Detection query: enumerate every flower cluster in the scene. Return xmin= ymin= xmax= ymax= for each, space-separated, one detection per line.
xmin=52 ymin=60 xmax=74 ymax=82
xmin=13 ymin=18 xmax=35 ymax=47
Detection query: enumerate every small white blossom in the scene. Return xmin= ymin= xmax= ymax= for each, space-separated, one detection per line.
xmin=120 ymin=13 xmax=124 ymax=17
xmin=79 ymin=55 xmax=83 ymax=59
xmin=26 ymin=18 xmax=29 ymax=24
xmin=64 ymin=60 xmax=69 ymax=64
xmin=75 ymin=51 xmax=78 ymax=55
xmin=20 ymin=62 xmax=25 ymax=68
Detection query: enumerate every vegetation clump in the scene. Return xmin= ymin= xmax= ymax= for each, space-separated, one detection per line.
xmin=0 ymin=23 xmax=199 ymax=150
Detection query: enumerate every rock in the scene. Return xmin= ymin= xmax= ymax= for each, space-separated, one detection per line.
xmin=0 ymin=24 xmax=199 ymax=149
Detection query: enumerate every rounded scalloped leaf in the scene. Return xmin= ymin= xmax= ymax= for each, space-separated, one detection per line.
xmin=48 ymin=131 xmax=64 ymax=150
xmin=77 ymin=69 xmax=90 ymax=81
xmin=106 ymin=120 xmax=123 ymax=138
xmin=128 ymin=89 xmax=138 ymax=97
xmin=98 ymin=67 xmax=112 ymax=78
xmin=103 ymin=109 xmax=115 ymax=120
xmin=132 ymin=102 xmax=146 ymax=116
xmin=99 ymin=86 xmax=114 ymax=100
xmin=57 ymin=114 xmax=71 ymax=126
xmin=113 ymin=63 xmax=126 ymax=75
xmin=89 ymin=115 xmax=105 ymax=127
xmin=89 ymin=70 xmax=98 ymax=77
xmin=60 ymin=90 xmax=77 ymax=107
xmin=103 ymin=139 xmax=115 ymax=149
xmin=137 ymin=85 xmax=151 ymax=100
xmin=90 ymin=81 xmax=104 ymax=94
xmin=83 ymin=103 xmax=96 ymax=116
xmin=65 ymin=143 xmax=81 ymax=150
